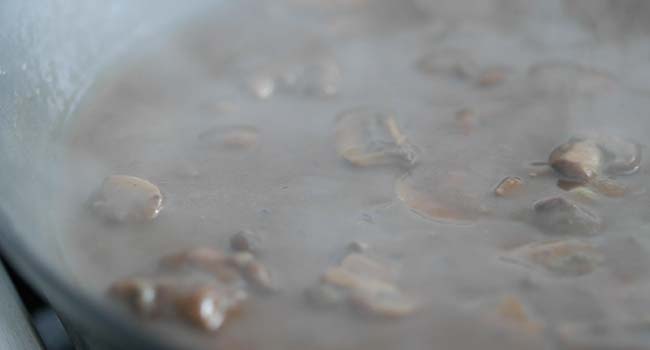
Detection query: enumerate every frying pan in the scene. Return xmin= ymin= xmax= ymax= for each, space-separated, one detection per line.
xmin=2 ymin=1 xmax=650 ymax=349
xmin=0 ymin=1 xmax=214 ymax=348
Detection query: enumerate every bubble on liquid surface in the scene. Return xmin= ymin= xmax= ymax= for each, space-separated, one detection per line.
xmin=335 ymin=107 xmax=418 ymax=168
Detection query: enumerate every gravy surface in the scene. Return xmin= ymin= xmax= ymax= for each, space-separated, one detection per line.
xmin=62 ymin=1 xmax=650 ymax=348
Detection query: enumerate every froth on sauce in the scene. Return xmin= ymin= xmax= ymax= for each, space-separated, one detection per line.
xmin=62 ymin=0 xmax=650 ymax=349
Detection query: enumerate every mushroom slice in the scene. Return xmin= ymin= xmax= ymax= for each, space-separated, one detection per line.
xmin=91 ymin=175 xmax=163 ymax=223
xmin=335 ymin=107 xmax=418 ymax=168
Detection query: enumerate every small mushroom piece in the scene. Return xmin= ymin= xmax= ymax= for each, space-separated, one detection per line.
xmin=335 ymin=107 xmax=419 ymax=168
xmin=176 ymin=287 xmax=245 ymax=332
xmin=108 ymin=278 xmax=163 ymax=317
xmin=90 ymin=175 xmax=163 ymax=223
xmin=349 ymin=279 xmax=417 ymax=318
xmin=532 ymin=196 xmax=603 ymax=235
xmin=230 ymin=230 xmax=262 ymax=254
xmin=549 ymin=139 xmax=602 ymax=182
xmin=494 ymin=177 xmax=523 ymax=197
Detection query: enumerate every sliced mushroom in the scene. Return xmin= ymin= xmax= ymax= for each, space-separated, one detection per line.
xmin=335 ymin=107 xmax=418 ymax=168
xmin=532 ymin=196 xmax=603 ymax=236
xmin=494 ymin=177 xmax=524 ymax=197
xmin=548 ymin=136 xmax=639 ymax=197
xmin=90 ymin=175 xmax=163 ymax=223
xmin=549 ymin=139 xmax=602 ymax=182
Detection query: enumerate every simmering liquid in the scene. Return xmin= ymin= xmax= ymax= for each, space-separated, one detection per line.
xmin=61 ymin=1 xmax=650 ymax=348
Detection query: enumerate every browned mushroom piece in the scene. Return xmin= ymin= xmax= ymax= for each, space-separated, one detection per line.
xmin=335 ymin=107 xmax=419 ymax=168
xmin=494 ymin=177 xmax=524 ymax=197
xmin=548 ymin=139 xmax=602 ymax=183
xmin=90 ymin=175 xmax=163 ymax=223
xmin=532 ymin=196 xmax=603 ymax=236
xmin=175 ymin=286 xmax=246 ymax=332
xmin=548 ymin=136 xmax=640 ymax=197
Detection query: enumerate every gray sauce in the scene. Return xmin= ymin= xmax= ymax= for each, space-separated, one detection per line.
xmin=61 ymin=0 xmax=650 ymax=349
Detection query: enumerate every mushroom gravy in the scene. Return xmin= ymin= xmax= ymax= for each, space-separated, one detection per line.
xmin=60 ymin=1 xmax=650 ymax=349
